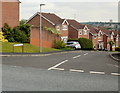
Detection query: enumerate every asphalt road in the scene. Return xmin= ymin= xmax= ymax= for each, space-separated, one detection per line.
xmin=2 ymin=51 xmax=120 ymax=91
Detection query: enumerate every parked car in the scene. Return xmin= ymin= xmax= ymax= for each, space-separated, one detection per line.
xmin=66 ymin=41 xmax=81 ymax=50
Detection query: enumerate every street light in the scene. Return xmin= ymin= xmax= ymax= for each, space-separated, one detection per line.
xmin=40 ymin=4 xmax=45 ymax=52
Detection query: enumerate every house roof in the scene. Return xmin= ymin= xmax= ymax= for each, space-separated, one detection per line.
xmin=39 ymin=12 xmax=63 ymax=25
xmin=97 ymin=26 xmax=110 ymax=35
xmin=26 ymin=12 xmax=63 ymax=26
xmin=110 ymin=30 xmax=119 ymax=37
xmin=84 ymin=24 xmax=98 ymax=34
xmin=67 ymin=19 xmax=84 ymax=29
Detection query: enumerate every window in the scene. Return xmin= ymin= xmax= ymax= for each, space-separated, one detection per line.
xmin=111 ymin=35 xmax=113 ymax=39
xmin=79 ymin=30 xmax=82 ymax=35
xmin=62 ymin=25 xmax=68 ymax=30
xmin=93 ymin=36 xmax=96 ymax=39
xmin=84 ymin=30 xmax=87 ymax=35
xmin=56 ymin=25 xmax=60 ymax=31
xmin=98 ymin=31 xmax=102 ymax=38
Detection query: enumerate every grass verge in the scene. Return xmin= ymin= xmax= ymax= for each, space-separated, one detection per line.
xmin=1 ymin=42 xmax=61 ymax=53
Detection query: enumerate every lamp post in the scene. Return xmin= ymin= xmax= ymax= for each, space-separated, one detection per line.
xmin=40 ymin=4 xmax=45 ymax=52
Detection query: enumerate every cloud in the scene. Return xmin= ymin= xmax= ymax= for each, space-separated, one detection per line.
xmin=20 ymin=1 xmax=118 ymax=22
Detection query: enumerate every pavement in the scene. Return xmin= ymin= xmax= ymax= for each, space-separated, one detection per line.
xmin=1 ymin=51 xmax=120 ymax=91
xmin=110 ymin=53 xmax=120 ymax=61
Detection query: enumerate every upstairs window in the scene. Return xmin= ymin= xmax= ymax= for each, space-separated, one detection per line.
xmin=79 ymin=30 xmax=82 ymax=35
xmin=84 ymin=30 xmax=87 ymax=35
xmin=56 ymin=25 xmax=60 ymax=31
xmin=62 ymin=25 xmax=68 ymax=30
xmin=98 ymin=31 xmax=102 ymax=38
xmin=111 ymin=35 xmax=113 ymax=39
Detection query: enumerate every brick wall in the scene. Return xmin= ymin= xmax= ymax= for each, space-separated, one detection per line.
xmin=68 ymin=25 xmax=78 ymax=39
xmin=103 ymin=35 xmax=108 ymax=49
xmin=27 ymin=15 xmax=60 ymax=48
xmin=0 ymin=1 xmax=2 ymax=30
xmin=30 ymin=26 xmax=60 ymax=48
xmin=2 ymin=1 xmax=20 ymax=28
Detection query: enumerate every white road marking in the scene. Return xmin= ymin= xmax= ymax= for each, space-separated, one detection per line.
xmin=114 ymin=65 xmax=119 ymax=68
xmin=90 ymin=71 xmax=105 ymax=75
xmin=73 ymin=55 xmax=81 ymax=59
xmin=111 ymin=73 xmax=120 ymax=76
xmin=48 ymin=60 xmax=68 ymax=70
xmin=70 ymin=69 xmax=84 ymax=73
xmin=50 ymin=68 xmax=64 ymax=71
xmin=84 ymin=53 xmax=88 ymax=56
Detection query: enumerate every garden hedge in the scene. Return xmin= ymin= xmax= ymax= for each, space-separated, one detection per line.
xmin=78 ymin=38 xmax=93 ymax=50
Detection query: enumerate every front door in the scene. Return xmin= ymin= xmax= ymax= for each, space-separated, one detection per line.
xmin=98 ymin=42 xmax=104 ymax=50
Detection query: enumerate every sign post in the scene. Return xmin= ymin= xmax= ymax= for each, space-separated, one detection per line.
xmin=13 ymin=44 xmax=24 ymax=53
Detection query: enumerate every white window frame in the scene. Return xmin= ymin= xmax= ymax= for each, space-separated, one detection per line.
xmin=62 ymin=25 xmax=68 ymax=30
xmin=83 ymin=30 xmax=87 ymax=35
xmin=111 ymin=35 xmax=113 ymax=39
xmin=56 ymin=25 xmax=60 ymax=31
xmin=116 ymin=37 xmax=118 ymax=41
xmin=79 ymin=29 xmax=82 ymax=35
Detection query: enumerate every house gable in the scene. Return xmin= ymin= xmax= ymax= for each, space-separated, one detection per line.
xmin=62 ymin=19 xmax=69 ymax=25
xmin=26 ymin=12 xmax=55 ymax=26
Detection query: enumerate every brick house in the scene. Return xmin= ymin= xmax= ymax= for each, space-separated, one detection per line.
xmin=97 ymin=27 xmax=120 ymax=50
xmin=65 ymin=19 xmax=120 ymax=50
xmin=0 ymin=0 xmax=20 ymax=29
xmin=26 ymin=12 xmax=69 ymax=48
xmin=66 ymin=19 xmax=86 ymax=39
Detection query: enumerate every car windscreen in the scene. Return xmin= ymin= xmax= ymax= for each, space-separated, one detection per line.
xmin=67 ymin=42 xmax=74 ymax=45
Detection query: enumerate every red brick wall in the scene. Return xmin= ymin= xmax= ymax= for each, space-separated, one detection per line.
xmin=30 ymin=26 xmax=60 ymax=48
xmin=60 ymin=22 xmax=68 ymax=37
xmin=89 ymin=33 xmax=93 ymax=40
xmin=2 ymin=1 xmax=20 ymax=28
xmin=28 ymin=15 xmax=60 ymax=48
xmin=0 ymin=1 xmax=2 ymax=30
xmin=68 ymin=25 xmax=78 ymax=39
xmin=103 ymin=35 xmax=108 ymax=49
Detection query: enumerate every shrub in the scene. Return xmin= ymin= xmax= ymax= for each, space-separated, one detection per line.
xmin=2 ymin=23 xmax=30 ymax=43
xmin=108 ymin=41 xmax=115 ymax=51
xmin=54 ymin=40 xmax=66 ymax=49
xmin=13 ymin=27 xmax=28 ymax=43
xmin=2 ymin=23 xmax=15 ymax=42
xmin=0 ymin=31 xmax=8 ymax=42
xmin=115 ymin=47 xmax=120 ymax=51
xmin=78 ymin=38 xmax=93 ymax=50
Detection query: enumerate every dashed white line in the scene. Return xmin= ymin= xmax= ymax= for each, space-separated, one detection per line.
xmin=111 ymin=73 xmax=120 ymax=76
xmin=70 ymin=69 xmax=84 ymax=73
xmin=51 ymin=68 xmax=64 ymax=71
xmin=84 ymin=53 xmax=88 ymax=56
xmin=48 ymin=60 xmax=68 ymax=70
xmin=73 ymin=55 xmax=81 ymax=59
xmin=90 ymin=71 xmax=105 ymax=75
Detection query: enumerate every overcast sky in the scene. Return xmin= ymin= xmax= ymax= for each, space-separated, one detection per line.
xmin=19 ymin=0 xmax=119 ymax=22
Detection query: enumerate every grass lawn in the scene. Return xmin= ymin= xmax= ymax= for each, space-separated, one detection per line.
xmin=1 ymin=42 xmax=63 ymax=53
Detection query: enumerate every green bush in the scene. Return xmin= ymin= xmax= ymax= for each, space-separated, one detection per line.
xmin=54 ymin=40 xmax=66 ymax=49
xmin=13 ymin=26 xmax=28 ymax=43
xmin=2 ymin=23 xmax=15 ymax=42
xmin=2 ymin=23 xmax=30 ymax=43
xmin=78 ymin=38 xmax=93 ymax=50
xmin=115 ymin=47 xmax=120 ymax=51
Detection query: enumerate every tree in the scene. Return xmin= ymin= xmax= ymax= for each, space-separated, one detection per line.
xmin=19 ymin=24 xmax=31 ymax=43
xmin=13 ymin=26 xmax=28 ymax=43
xmin=2 ymin=23 xmax=15 ymax=42
xmin=20 ymin=19 xmax=27 ymax=25
xmin=108 ymin=41 xmax=115 ymax=51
